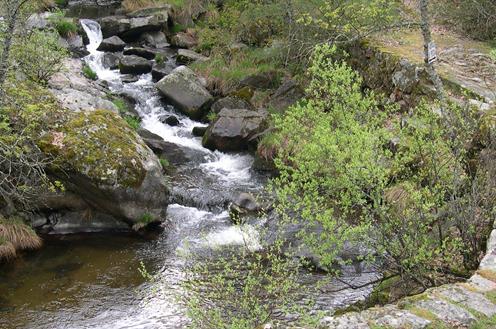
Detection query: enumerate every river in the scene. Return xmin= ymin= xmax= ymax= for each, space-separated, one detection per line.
xmin=0 ymin=20 xmax=377 ymax=329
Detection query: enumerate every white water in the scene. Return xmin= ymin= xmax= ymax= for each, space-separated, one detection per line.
xmin=76 ymin=19 xmax=263 ymax=328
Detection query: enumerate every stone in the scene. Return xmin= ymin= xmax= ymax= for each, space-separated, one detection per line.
xmin=97 ymin=35 xmax=126 ymax=52
xmin=140 ymin=31 xmax=169 ymax=48
xmin=230 ymin=192 xmax=260 ymax=218
xmin=480 ymin=229 xmax=496 ymax=271
xmin=122 ymin=74 xmax=140 ymax=83
xmin=119 ymin=55 xmax=152 ymax=75
xmin=39 ymin=110 xmax=170 ymax=229
xmin=320 ymin=312 xmax=370 ymax=329
xmin=26 ymin=12 xmax=54 ymax=30
xmin=159 ymin=115 xmax=180 ymax=126
xmin=102 ymin=52 xmax=121 ymax=70
xmin=176 ymin=49 xmax=209 ymax=65
xmin=392 ymin=59 xmax=419 ymax=94
xmin=437 ymin=286 xmax=496 ymax=317
xmin=268 ymin=79 xmax=304 ymax=113
xmin=202 ymin=108 xmax=268 ymax=151
xmin=49 ymin=59 xmax=118 ymax=113
xmin=415 ymin=298 xmax=476 ymax=327
xmin=66 ymin=0 xmax=121 ymax=19
xmin=156 ymin=66 xmax=213 ymax=120
xmin=366 ymin=305 xmax=430 ymax=329
xmin=469 ymin=274 xmax=496 ymax=292
xmin=211 ymin=96 xmax=254 ymax=114
xmin=123 ymin=47 xmax=156 ymax=60
xmin=170 ymin=32 xmax=198 ymax=49
xmin=152 ymin=62 xmax=176 ymax=81
xmin=240 ymin=71 xmax=280 ymax=90
xmin=192 ymin=126 xmax=208 ymax=137
xmin=99 ymin=9 xmax=168 ymax=40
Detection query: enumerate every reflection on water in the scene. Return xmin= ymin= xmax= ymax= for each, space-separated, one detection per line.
xmin=0 ymin=234 xmax=157 ymax=329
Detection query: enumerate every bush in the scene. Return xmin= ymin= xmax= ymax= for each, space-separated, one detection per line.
xmin=12 ymin=30 xmax=68 ymax=84
xmin=49 ymin=11 xmax=78 ymax=37
xmin=82 ymin=64 xmax=97 ymax=80
xmin=269 ymin=44 xmax=490 ymax=295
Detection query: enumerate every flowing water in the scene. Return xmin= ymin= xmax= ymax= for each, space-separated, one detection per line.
xmin=0 ymin=20 xmax=378 ymax=329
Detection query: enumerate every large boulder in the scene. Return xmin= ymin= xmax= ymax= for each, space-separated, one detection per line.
xmin=240 ymin=71 xmax=280 ymax=90
xmin=102 ymin=52 xmax=122 ymax=70
xmin=97 ymin=35 xmax=126 ymax=52
xmin=98 ymin=6 xmax=170 ymax=40
xmin=39 ymin=110 xmax=169 ymax=229
xmin=202 ymin=108 xmax=268 ymax=151
xmin=156 ymin=66 xmax=213 ymax=120
xmin=66 ymin=0 xmax=121 ymax=19
xmin=119 ymin=55 xmax=153 ymax=75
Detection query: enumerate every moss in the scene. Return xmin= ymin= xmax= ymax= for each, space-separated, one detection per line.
xmin=39 ymin=110 xmax=146 ymax=188
xmin=485 ymin=291 xmax=496 ymax=305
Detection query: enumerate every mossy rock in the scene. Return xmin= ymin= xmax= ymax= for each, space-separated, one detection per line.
xmin=39 ymin=110 xmax=147 ymax=188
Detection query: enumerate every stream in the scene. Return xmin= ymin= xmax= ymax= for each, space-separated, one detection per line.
xmin=0 ymin=20 xmax=378 ymax=329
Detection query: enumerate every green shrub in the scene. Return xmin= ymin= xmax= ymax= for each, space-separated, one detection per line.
xmin=112 ymin=98 xmax=129 ymax=115
xmin=124 ymin=115 xmax=141 ymax=131
xmin=49 ymin=11 xmax=78 ymax=37
xmin=159 ymin=157 xmax=169 ymax=169
xmin=154 ymin=53 xmax=164 ymax=64
xmin=82 ymin=64 xmax=97 ymax=80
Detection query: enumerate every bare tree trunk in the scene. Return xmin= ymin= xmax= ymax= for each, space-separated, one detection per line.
xmin=419 ymin=0 xmax=446 ymax=108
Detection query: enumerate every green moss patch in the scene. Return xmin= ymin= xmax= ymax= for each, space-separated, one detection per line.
xmin=39 ymin=110 xmax=146 ymax=188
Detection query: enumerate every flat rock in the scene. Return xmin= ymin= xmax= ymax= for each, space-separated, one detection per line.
xmin=469 ymin=274 xmax=496 ymax=292
xmin=479 ymin=230 xmax=496 ymax=271
xmin=140 ymin=31 xmax=169 ymax=48
xmin=415 ymin=298 xmax=476 ymax=327
xmin=102 ymin=52 xmax=122 ymax=69
xmin=321 ymin=312 xmax=370 ymax=329
xmin=437 ymin=286 xmax=496 ymax=317
xmin=365 ymin=305 xmax=430 ymax=329
xmin=156 ymin=66 xmax=213 ymax=120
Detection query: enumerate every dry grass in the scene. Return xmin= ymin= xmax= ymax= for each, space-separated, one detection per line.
xmin=0 ymin=217 xmax=42 ymax=255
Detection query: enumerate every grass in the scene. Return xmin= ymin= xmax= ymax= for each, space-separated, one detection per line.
xmin=112 ymin=98 xmax=130 ymax=115
xmin=124 ymin=115 xmax=141 ymax=131
xmin=82 ymin=65 xmax=97 ymax=81
xmin=0 ymin=217 xmax=42 ymax=260
xmin=49 ymin=11 xmax=78 ymax=37
xmin=155 ymin=54 xmax=165 ymax=64
xmin=159 ymin=157 xmax=170 ymax=169
xmin=470 ymin=315 xmax=496 ymax=329
xmin=122 ymin=0 xmax=186 ymax=12
xmin=191 ymin=46 xmax=283 ymax=94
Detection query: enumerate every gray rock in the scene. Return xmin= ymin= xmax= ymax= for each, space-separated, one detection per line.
xmin=152 ymin=62 xmax=176 ymax=81
xmin=170 ymin=32 xmax=198 ymax=49
xmin=26 ymin=12 xmax=54 ymax=30
xmin=192 ymin=126 xmax=208 ymax=137
xmin=123 ymin=47 xmax=156 ymax=60
xmin=268 ymin=79 xmax=304 ymax=113
xmin=99 ymin=12 xmax=167 ymax=40
xmin=468 ymin=274 xmax=496 ymax=292
xmin=211 ymin=96 xmax=254 ymax=113
xmin=366 ymin=305 xmax=430 ymax=329
xmin=102 ymin=52 xmax=122 ymax=70
xmin=66 ymin=0 xmax=121 ymax=19
xmin=437 ymin=286 xmax=496 ymax=317
xmin=479 ymin=229 xmax=496 ymax=271
xmin=321 ymin=312 xmax=370 ymax=329
xmin=97 ymin=35 xmax=126 ymax=52
xmin=156 ymin=66 xmax=213 ymax=120
xmin=119 ymin=55 xmax=152 ymax=75
xmin=392 ymin=59 xmax=419 ymax=94
xmin=202 ymin=108 xmax=268 ymax=151
xmin=49 ymin=59 xmax=118 ymax=113
xmin=122 ymin=74 xmax=140 ymax=83
xmin=240 ymin=71 xmax=279 ymax=90
xmin=140 ymin=31 xmax=169 ymax=48
xmin=415 ymin=298 xmax=476 ymax=327
xmin=176 ymin=49 xmax=209 ymax=65
xmin=159 ymin=115 xmax=180 ymax=126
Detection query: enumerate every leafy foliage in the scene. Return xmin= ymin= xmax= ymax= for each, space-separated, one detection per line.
xmin=12 ymin=29 xmax=68 ymax=84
